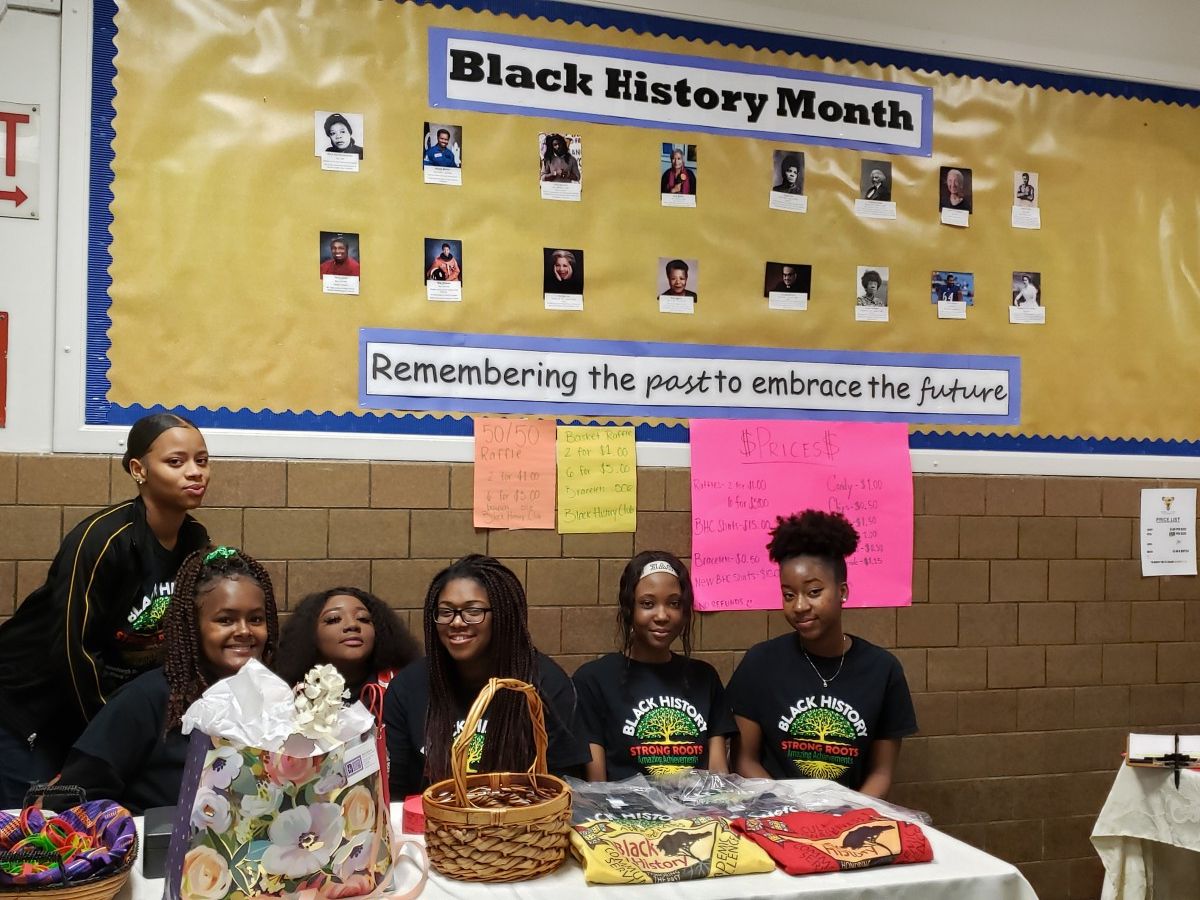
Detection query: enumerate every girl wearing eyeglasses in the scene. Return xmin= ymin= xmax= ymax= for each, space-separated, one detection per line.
xmin=382 ymin=555 xmax=589 ymax=798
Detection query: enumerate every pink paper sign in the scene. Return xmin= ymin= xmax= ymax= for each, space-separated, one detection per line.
xmin=689 ymin=420 xmax=913 ymax=611
xmin=473 ymin=417 xmax=557 ymax=529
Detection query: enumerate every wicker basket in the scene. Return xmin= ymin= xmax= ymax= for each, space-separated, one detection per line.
xmin=422 ymin=677 xmax=572 ymax=882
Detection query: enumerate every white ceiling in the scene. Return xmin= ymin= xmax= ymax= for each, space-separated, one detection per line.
xmin=568 ymin=0 xmax=1200 ymax=89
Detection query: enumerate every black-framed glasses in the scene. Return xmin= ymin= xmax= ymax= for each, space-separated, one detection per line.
xmin=433 ymin=607 xmax=492 ymax=625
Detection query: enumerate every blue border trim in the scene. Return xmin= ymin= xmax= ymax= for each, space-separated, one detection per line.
xmin=429 ymin=28 xmax=933 ymax=156
xmin=84 ymin=0 xmax=1200 ymax=457
xmin=360 ymin=328 xmax=1019 ymax=425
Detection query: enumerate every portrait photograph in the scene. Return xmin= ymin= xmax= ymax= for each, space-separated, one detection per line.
xmin=860 ymin=160 xmax=892 ymax=201
xmin=314 ymin=111 xmax=365 ymax=158
xmin=539 ymin=132 xmax=582 ymax=201
xmin=930 ymin=270 xmax=975 ymax=305
xmin=657 ymin=256 xmax=699 ymax=314
xmin=543 ymin=248 xmax=585 ymax=296
xmin=424 ymin=238 xmax=463 ymax=302
xmin=763 ymin=262 xmax=812 ymax=297
xmin=1014 ymin=170 xmax=1039 ymax=208
xmin=771 ymin=150 xmax=805 ymax=196
xmin=318 ymin=231 xmax=360 ymax=295
xmin=1012 ymin=271 xmax=1042 ymax=307
xmin=660 ymin=143 xmax=698 ymax=206
xmin=423 ymin=122 xmax=462 ymax=169
xmin=856 ymin=266 xmax=889 ymax=307
xmin=939 ymin=166 xmax=973 ymax=212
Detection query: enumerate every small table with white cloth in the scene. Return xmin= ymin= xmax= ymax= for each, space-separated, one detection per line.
xmin=1091 ymin=764 xmax=1200 ymax=899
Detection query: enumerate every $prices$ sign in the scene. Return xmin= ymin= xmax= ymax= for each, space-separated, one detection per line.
xmin=473 ymin=417 xmax=557 ymax=528
xmin=689 ymin=420 xmax=914 ymax=611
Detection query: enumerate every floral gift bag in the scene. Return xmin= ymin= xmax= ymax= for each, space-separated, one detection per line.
xmin=166 ymin=662 xmax=395 ymax=900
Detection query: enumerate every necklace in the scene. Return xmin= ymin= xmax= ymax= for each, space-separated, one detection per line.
xmin=801 ymin=635 xmax=849 ymax=688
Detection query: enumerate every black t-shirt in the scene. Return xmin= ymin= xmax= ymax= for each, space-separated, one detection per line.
xmin=59 ymin=668 xmax=187 ymax=814
xmin=382 ymin=652 xmax=589 ymax=797
xmin=727 ymin=634 xmax=916 ymax=791
xmin=573 ymin=653 xmax=736 ymax=780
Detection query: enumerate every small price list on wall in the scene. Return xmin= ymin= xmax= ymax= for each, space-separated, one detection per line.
xmin=689 ymin=420 xmax=913 ymax=611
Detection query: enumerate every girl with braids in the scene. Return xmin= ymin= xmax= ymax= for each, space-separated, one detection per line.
xmin=573 ymin=550 xmax=735 ymax=781
xmin=382 ymin=554 xmax=588 ymax=798
xmin=0 ymin=413 xmax=210 ymax=807
xmin=58 ymin=546 xmax=278 ymax=813
xmin=727 ymin=510 xmax=916 ymax=799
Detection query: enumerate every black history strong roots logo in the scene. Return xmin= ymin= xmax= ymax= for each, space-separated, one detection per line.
xmin=622 ymin=696 xmax=708 ymax=776
xmin=777 ymin=695 xmax=867 ymax=780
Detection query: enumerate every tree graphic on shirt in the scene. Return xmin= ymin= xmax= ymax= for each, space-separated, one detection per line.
xmin=636 ymin=707 xmax=698 ymax=745
xmin=788 ymin=707 xmax=856 ymax=780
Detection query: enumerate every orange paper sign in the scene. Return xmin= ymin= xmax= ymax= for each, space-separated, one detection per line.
xmin=473 ymin=417 xmax=557 ymax=529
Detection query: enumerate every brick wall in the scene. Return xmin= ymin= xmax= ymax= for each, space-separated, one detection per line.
xmin=2 ymin=453 xmax=1198 ymax=900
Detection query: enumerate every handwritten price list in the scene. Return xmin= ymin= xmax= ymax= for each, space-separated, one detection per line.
xmin=689 ymin=420 xmax=913 ymax=611
xmin=472 ymin=417 xmax=557 ymax=529
xmin=557 ymin=426 xmax=637 ymax=533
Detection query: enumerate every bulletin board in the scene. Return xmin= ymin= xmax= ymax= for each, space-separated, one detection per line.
xmin=84 ymin=0 xmax=1200 ymax=455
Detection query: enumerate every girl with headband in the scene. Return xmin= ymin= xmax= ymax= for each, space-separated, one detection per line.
xmin=727 ymin=510 xmax=916 ymax=798
xmin=0 ymin=413 xmax=211 ymax=807
xmin=573 ymin=551 xmax=736 ymax=780
xmin=60 ymin=546 xmax=279 ymax=813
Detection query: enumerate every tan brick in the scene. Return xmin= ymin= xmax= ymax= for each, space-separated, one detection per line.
xmin=1077 ymin=517 xmax=1132 ymax=559
xmin=1044 ymin=478 xmax=1102 ymax=517
xmin=1008 ymin=771 xmax=1116 ymax=819
xmin=633 ymin=511 xmax=690 ymax=556
xmin=0 ymin=561 xmax=14 ymax=615
xmin=107 ymin=457 xmax=127 ymax=503
xmin=922 ymin=734 xmax=995 ymax=780
xmin=986 ymin=731 xmax=1050 ymax=777
xmin=61 ymin=507 xmax=105 ymax=536
xmin=1073 ymin=685 xmax=1129 ymax=728
xmin=911 ymin=476 xmax=927 ymax=515
xmin=1101 ymin=479 xmax=1153 ymax=517
xmin=526 ymin=558 xmax=599 ymax=605
xmin=960 ymin=603 xmax=1018 ymax=647
xmin=191 ymin=508 xmax=243 ymax=547
xmin=697 ymin=610 xmax=769 ymax=650
xmin=1185 ymin=683 xmax=1200 ymax=722
xmin=203 ymin=460 xmax=287 ymax=507
xmin=892 ymin=648 xmax=926 ymax=692
xmin=448 ymin=464 xmax=474 ymax=509
xmin=663 ymin=469 xmax=690 ymax=511
xmin=926 ymin=647 xmax=987 ymax=691
xmin=911 ymin=558 xmax=928 ymax=603
xmin=327 ymin=509 xmax=409 ymax=559
xmin=1017 ymin=517 xmax=1076 ymax=559
xmin=913 ymin=515 xmax=958 ymax=559
xmin=986 ymin=819 xmax=1044 ymax=864
xmin=637 ymin=468 xmax=665 ymax=511
xmin=14 ymin=560 xmax=50 ymax=604
xmin=1105 ymin=560 xmax=1158 ymax=602
xmin=0 ymin=455 xmax=16 ymax=503
xmin=528 ymin=607 xmax=564 ymax=654
xmin=18 ymin=455 xmax=110 ymax=505
xmin=1158 ymin=641 xmax=1200 ymax=682
xmin=912 ymin=692 xmax=957 ymax=735
xmin=897 ymin=604 xmax=958 ymax=647
xmin=372 ymin=558 xmax=453 ymax=608
xmin=693 ymin=650 xmax=736 ymax=683
xmin=989 ymin=559 xmax=1047 ymax=603
xmin=598 ymin=558 xmax=626 ymax=605
xmin=986 ymin=478 xmax=1044 ymax=516
xmin=287 ymin=461 xmax=369 ymax=508
xmin=1161 ymin=575 xmax=1200 ymax=601
xmin=285 ymin=560 xmax=372 ymax=609
xmin=1042 ymin=815 xmax=1100 ymax=862
xmin=1075 ymin=601 xmax=1130 ymax=644
xmin=1018 ymin=603 xmax=1075 ymax=645
xmin=561 ymin=532 xmax=633 ymax=558
xmin=842 ymin=607 xmax=896 ymax=647
xmin=1017 ymin=687 xmax=1074 ymax=731
xmin=258 ymin=560 xmax=287 ymax=606
xmin=924 ymin=476 xmax=985 ymax=515
xmin=941 ymin=823 xmax=987 ymax=849
xmin=550 ymin=654 xmax=600 ymax=676
xmin=1188 ymin=601 xmax=1200 ymax=640
xmin=494 ymin=558 xmax=527 ymax=584
xmin=370 ymin=462 xmax=449 ymax=509
xmin=243 ymin=508 xmax=328 ymax=559
xmin=988 ymin=646 xmax=1045 ymax=688
xmin=409 ymin=510 xmax=486 ymax=558
xmin=1131 ymin=601 xmax=1185 ymax=642
xmin=1102 ymin=643 xmax=1157 ymax=685
xmin=0 ymin=507 xmax=62 ymax=559
xmin=487 ymin=529 xmax=562 ymax=558
xmin=561 ymin=606 xmax=619 ymax=654
xmin=1070 ymin=856 xmax=1106 ymax=900
xmin=958 ymin=690 xmax=1017 ymax=734
xmin=958 ymin=516 xmax=1017 ymax=560
xmin=1048 ymin=559 xmax=1105 ymax=603
xmin=1130 ymin=684 xmax=1186 ymax=726
xmin=928 ymin=559 xmax=989 ymax=604
xmin=1046 ymin=645 xmax=1102 ymax=687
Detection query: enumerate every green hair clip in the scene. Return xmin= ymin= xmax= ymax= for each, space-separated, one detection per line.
xmin=204 ymin=546 xmax=239 ymax=564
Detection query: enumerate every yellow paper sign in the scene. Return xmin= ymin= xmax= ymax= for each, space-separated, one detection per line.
xmin=472 ymin=417 xmax=557 ymax=529
xmin=556 ymin=426 xmax=637 ymax=533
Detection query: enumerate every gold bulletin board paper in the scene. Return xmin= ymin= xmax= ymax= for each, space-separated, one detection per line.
xmin=104 ymin=0 xmax=1200 ymax=444
xmin=556 ymin=426 xmax=637 ymax=533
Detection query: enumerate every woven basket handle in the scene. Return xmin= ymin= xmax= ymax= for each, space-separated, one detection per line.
xmin=450 ymin=677 xmax=549 ymax=807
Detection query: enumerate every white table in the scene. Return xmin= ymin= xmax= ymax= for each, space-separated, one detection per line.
xmin=1091 ymin=764 xmax=1200 ymax=900
xmin=124 ymin=793 xmax=1035 ymax=900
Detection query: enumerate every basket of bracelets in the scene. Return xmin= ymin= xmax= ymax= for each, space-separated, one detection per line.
xmin=422 ymin=678 xmax=572 ymax=882
xmin=0 ymin=787 xmax=137 ymax=900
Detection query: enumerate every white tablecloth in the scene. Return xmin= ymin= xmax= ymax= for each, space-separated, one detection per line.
xmin=123 ymin=789 xmax=1036 ymax=900
xmin=1091 ymin=765 xmax=1200 ymax=900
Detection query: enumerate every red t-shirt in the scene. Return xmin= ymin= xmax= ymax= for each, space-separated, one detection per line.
xmin=320 ymin=257 xmax=360 ymax=276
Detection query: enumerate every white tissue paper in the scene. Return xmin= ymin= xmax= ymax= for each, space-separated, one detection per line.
xmin=181 ymin=658 xmax=375 ymax=756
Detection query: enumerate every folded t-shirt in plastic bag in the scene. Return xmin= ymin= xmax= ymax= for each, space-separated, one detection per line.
xmin=566 ymin=775 xmax=686 ymax=825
